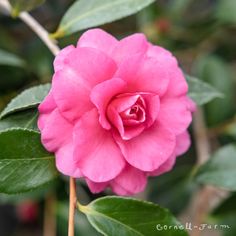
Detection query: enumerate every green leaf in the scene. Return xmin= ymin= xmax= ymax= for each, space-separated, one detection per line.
xmin=186 ymin=74 xmax=224 ymax=105
xmin=193 ymin=55 xmax=235 ymax=126
xmin=216 ymin=0 xmax=236 ymax=24
xmin=52 ymin=0 xmax=156 ymax=38
xmin=0 ymin=49 xmax=25 ymax=67
xmin=9 ymin=0 xmax=45 ymax=16
xmin=0 ymin=109 xmax=39 ymax=132
xmin=0 ymin=128 xmax=57 ymax=194
xmin=195 ymin=144 xmax=236 ymax=191
xmin=0 ymin=182 xmax=55 ymax=203
xmin=78 ymin=196 xmax=188 ymax=236
xmin=0 ymin=83 xmax=50 ymax=119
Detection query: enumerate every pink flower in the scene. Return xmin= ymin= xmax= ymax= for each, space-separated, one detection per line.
xmin=38 ymin=29 xmax=195 ymax=196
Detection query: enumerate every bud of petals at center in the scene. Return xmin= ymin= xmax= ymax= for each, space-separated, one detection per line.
xmin=107 ymin=93 xmax=159 ymax=140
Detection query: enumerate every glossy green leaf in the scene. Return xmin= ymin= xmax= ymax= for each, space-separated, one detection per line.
xmin=9 ymin=0 xmax=45 ymax=16
xmin=216 ymin=0 xmax=236 ymax=24
xmin=0 ymin=182 xmax=55 ymax=204
xmin=0 ymin=49 xmax=25 ymax=67
xmin=53 ymin=0 xmax=156 ymax=38
xmin=0 ymin=129 xmax=57 ymax=194
xmin=186 ymin=75 xmax=224 ymax=105
xmin=78 ymin=196 xmax=188 ymax=236
xmin=195 ymin=144 xmax=236 ymax=191
xmin=0 ymin=83 xmax=50 ymax=119
xmin=0 ymin=109 xmax=39 ymax=132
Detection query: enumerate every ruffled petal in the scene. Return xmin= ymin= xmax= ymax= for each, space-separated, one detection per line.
xmin=65 ymin=47 xmax=117 ymax=88
xmin=111 ymin=165 xmax=147 ymax=196
xmin=158 ymin=97 xmax=192 ymax=135
xmin=90 ymin=78 xmax=127 ymax=129
xmin=77 ymin=28 xmax=118 ymax=56
xmin=73 ymin=109 xmax=125 ymax=182
xmin=86 ymin=179 xmax=108 ymax=194
xmin=112 ymin=34 xmax=148 ymax=64
xmin=114 ymin=122 xmax=176 ymax=171
xmin=55 ymin=139 xmax=82 ymax=177
xmin=39 ymin=108 xmax=73 ymax=152
xmin=147 ymin=45 xmax=188 ymax=97
xmin=53 ymin=45 xmax=75 ymax=72
xmin=142 ymin=94 xmax=160 ymax=127
xmin=175 ymin=131 xmax=191 ymax=156
xmin=115 ymin=54 xmax=169 ymax=96
xmin=148 ymin=153 xmax=176 ymax=176
xmin=38 ymin=90 xmax=56 ymax=114
xmin=52 ymin=67 xmax=93 ymax=122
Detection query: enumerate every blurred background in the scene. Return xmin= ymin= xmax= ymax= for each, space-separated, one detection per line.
xmin=0 ymin=0 xmax=235 ymax=235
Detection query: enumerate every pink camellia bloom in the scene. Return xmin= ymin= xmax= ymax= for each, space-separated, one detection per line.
xmin=38 ymin=29 xmax=195 ymax=195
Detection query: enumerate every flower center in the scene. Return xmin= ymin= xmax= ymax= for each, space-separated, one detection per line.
xmin=106 ymin=92 xmax=159 ymax=140
xmin=120 ymin=100 xmax=146 ymax=125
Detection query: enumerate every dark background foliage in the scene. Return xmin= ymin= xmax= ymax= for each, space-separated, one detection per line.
xmin=0 ymin=0 xmax=235 ymax=235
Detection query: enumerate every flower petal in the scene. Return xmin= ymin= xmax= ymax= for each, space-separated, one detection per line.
xmin=74 ymin=109 xmax=125 ymax=182
xmin=38 ymin=90 xmax=57 ymax=130
xmin=55 ymin=139 xmax=82 ymax=177
xmin=38 ymin=90 xmax=56 ymax=113
xmin=119 ymin=125 xmax=145 ymax=141
xmin=111 ymin=165 xmax=147 ymax=196
xmin=158 ymin=97 xmax=192 ymax=135
xmin=53 ymin=45 xmax=75 ymax=72
xmin=148 ymin=153 xmax=176 ymax=176
xmin=112 ymin=34 xmax=148 ymax=64
xmin=114 ymin=122 xmax=176 ymax=171
xmin=176 ymin=131 xmax=191 ymax=156
xmin=65 ymin=47 xmax=117 ymax=88
xmin=52 ymin=67 xmax=93 ymax=122
xmin=147 ymin=45 xmax=177 ymax=65
xmin=90 ymin=78 xmax=127 ymax=129
xmin=86 ymin=179 xmax=108 ymax=194
xmin=77 ymin=28 xmax=118 ymax=56
xmin=147 ymin=45 xmax=188 ymax=97
xmin=115 ymin=54 xmax=169 ymax=96
xmin=107 ymin=95 xmax=146 ymax=140
xmin=39 ymin=108 xmax=73 ymax=152
xmin=142 ymin=94 xmax=160 ymax=127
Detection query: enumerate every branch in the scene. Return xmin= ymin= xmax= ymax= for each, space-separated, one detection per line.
xmin=193 ymin=108 xmax=211 ymax=166
xmin=191 ymin=108 xmax=212 ymax=236
xmin=0 ymin=0 xmax=60 ymax=56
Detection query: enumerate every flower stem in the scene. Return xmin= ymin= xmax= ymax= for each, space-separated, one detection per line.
xmin=68 ymin=177 xmax=77 ymax=236
xmin=0 ymin=0 xmax=60 ymax=56
xmin=19 ymin=12 xmax=60 ymax=56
